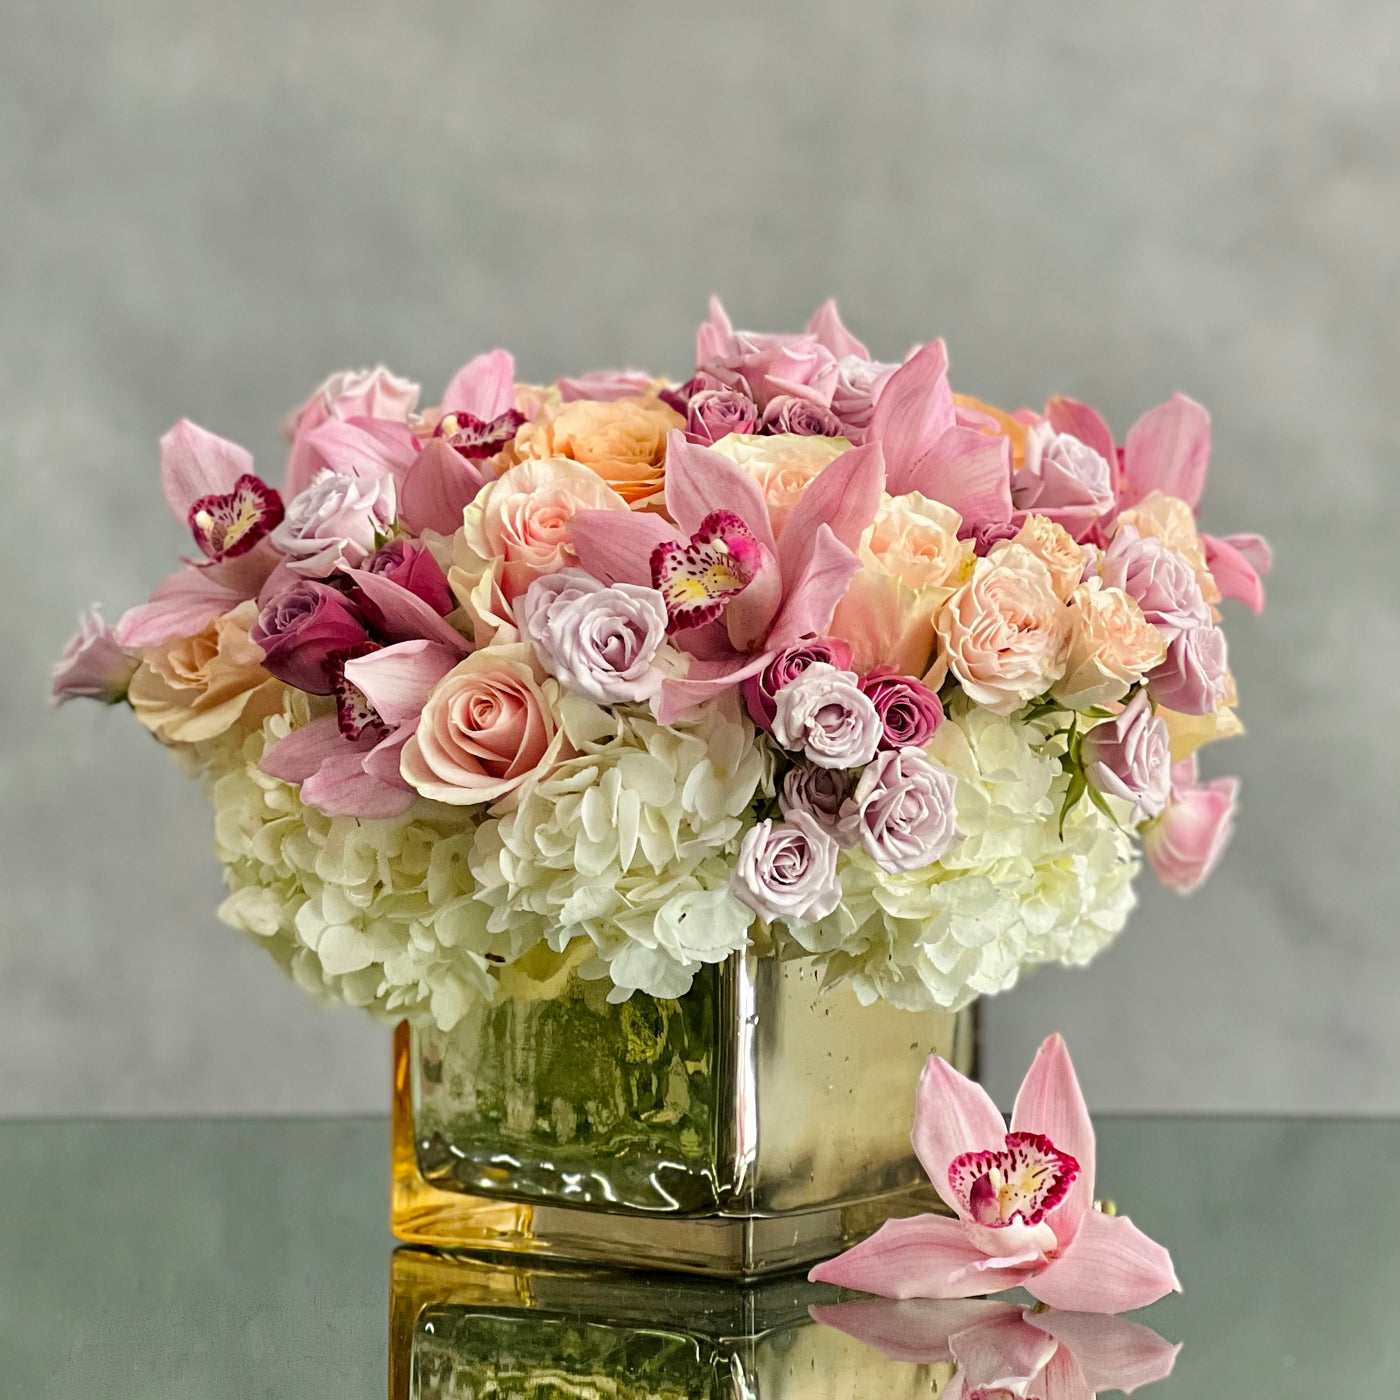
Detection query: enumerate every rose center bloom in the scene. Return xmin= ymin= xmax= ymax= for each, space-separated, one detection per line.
xmin=948 ymin=1131 xmax=1079 ymax=1230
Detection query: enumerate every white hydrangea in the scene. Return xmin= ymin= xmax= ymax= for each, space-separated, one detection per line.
xmin=786 ymin=702 xmax=1137 ymax=1011
xmin=469 ymin=691 xmax=770 ymax=1001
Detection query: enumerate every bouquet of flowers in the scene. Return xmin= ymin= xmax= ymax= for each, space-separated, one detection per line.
xmin=54 ymin=300 xmax=1269 ymax=1030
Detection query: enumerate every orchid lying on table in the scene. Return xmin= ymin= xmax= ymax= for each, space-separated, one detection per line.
xmin=810 ymin=1035 xmax=1180 ymax=1313
xmin=53 ymin=301 xmax=1268 ymax=1029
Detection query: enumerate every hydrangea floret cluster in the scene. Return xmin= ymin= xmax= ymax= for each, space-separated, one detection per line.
xmin=55 ymin=301 xmax=1269 ymax=1029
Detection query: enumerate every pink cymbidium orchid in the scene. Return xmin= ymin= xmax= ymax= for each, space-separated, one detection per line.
xmin=810 ymin=1035 xmax=1180 ymax=1314
xmin=811 ymin=1297 xmax=1180 ymax=1399
xmin=568 ymin=429 xmax=885 ymax=720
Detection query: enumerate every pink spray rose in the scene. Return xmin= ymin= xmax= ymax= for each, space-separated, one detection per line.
xmin=697 ymin=301 xmax=840 ymax=411
xmin=1147 ymin=624 xmax=1229 ymax=715
xmin=284 ymin=366 xmax=421 ymax=497
xmin=51 ymin=605 xmax=138 ymax=704
xmin=780 ymin=763 xmax=857 ymax=845
xmin=360 ymin=539 xmax=454 ymax=617
xmin=1144 ymin=756 xmax=1239 ymax=892
xmin=1079 ymin=691 xmax=1172 ymax=824
xmin=399 ymin=644 xmax=570 ymax=806
xmin=250 ymin=580 xmax=370 ymax=694
xmin=858 ymin=668 xmax=944 ymax=749
xmin=271 ymin=468 xmax=397 ymax=578
xmin=1013 ymin=423 xmax=1116 ymax=541
xmin=828 ymin=356 xmax=900 ymax=443
xmin=742 ymin=637 xmax=855 ymax=734
xmin=847 ymin=747 xmax=960 ymax=873
xmin=1097 ymin=529 xmax=1210 ymax=639
xmin=686 ymin=387 xmax=759 ymax=445
xmin=771 ymin=663 xmax=883 ymax=769
xmin=759 ymin=394 xmax=845 ymax=437
xmin=732 ymin=811 xmax=842 ymax=923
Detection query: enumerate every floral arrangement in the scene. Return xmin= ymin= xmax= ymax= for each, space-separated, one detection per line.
xmin=54 ymin=300 xmax=1269 ymax=1030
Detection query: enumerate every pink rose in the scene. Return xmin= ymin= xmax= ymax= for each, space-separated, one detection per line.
xmin=698 ymin=319 xmax=839 ymax=411
xmin=759 ymin=395 xmax=844 ymax=437
xmin=934 ymin=545 xmax=1070 ymax=714
xmin=1098 ymin=529 xmax=1210 ymax=639
xmin=1144 ymin=757 xmax=1239 ymax=892
xmin=858 ymin=668 xmax=944 ymax=749
xmin=271 ymin=467 xmax=397 ymax=578
xmin=829 ymin=356 xmax=899 ymax=443
xmin=780 ymin=763 xmax=857 ymax=845
xmin=771 ymin=663 xmax=883 ymax=769
xmin=51 ymin=605 xmax=138 ymax=705
xmin=686 ymin=388 xmax=759 ymax=445
xmin=360 ymin=539 xmax=454 ymax=617
xmin=251 ymin=579 xmax=370 ymax=694
xmin=1080 ymin=690 xmax=1172 ymax=823
xmin=847 ymin=747 xmax=960 ymax=872
xmin=285 ymin=366 xmax=421 ymax=497
xmin=400 ymin=643 xmax=569 ymax=806
xmin=732 ymin=812 xmax=842 ymax=923
xmin=742 ymin=637 xmax=855 ymax=733
xmin=1013 ymin=423 xmax=1116 ymax=541
xmin=1147 ymin=625 xmax=1229 ymax=715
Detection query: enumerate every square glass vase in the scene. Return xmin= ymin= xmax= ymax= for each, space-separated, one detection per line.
xmin=392 ymin=950 xmax=975 ymax=1279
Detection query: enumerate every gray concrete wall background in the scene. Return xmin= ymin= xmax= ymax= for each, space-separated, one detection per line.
xmin=3 ymin=1 xmax=1397 ymax=1115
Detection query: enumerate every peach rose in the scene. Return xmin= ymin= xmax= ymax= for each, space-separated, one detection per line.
xmin=457 ymin=457 xmax=628 ymax=603
xmin=994 ymin=514 xmax=1086 ymax=602
xmin=934 ymin=544 xmax=1070 ymax=714
xmin=1052 ymin=577 xmax=1168 ymax=710
xmin=867 ymin=492 xmax=975 ymax=592
xmin=129 ymin=600 xmax=283 ymax=744
xmin=512 ymin=395 xmax=682 ymax=506
xmin=710 ymin=433 xmax=849 ymax=535
xmin=1114 ymin=490 xmax=1221 ymax=606
xmin=400 ymin=643 xmax=570 ymax=807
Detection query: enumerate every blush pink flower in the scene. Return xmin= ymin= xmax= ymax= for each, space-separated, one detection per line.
xmin=1013 ymin=423 xmax=1116 ymax=541
xmin=810 ymin=1035 xmax=1180 ymax=1313
xmin=251 ymin=579 xmax=371 ymax=695
xmin=858 ymin=668 xmax=944 ymax=749
xmin=780 ymin=763 xmax=857 ymax=844
xmin=771 ymin=663 xmax=883 ymax=769
xmin=1143 ymin=756 xmax=1239 ymax=892
xmin=686 ymin=387 xmax=760 ymax=444
xmin=1146 ymin=625 xmax=1229 ymax=716
xmin=1080 ymin=691 xmax=1172 ymax=824
xmin=847 ymin=747 xmax=959 ymax=872
xmin=52 ymin=605 xmax=138 ymax=705
xmin=271 ymin=467 xmax=397 ymax=578
xmin=1098 ymin=529 xmax=1209 ymax=641
xmin=732 ymin=811 xmax=842 ymax=923
xmin=742 ymin=636 xmax=855 ymax=734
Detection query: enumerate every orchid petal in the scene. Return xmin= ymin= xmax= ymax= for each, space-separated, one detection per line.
xmin=695 ymin=295 xmax=735 ymax=362
xmin=949 ymin=1312 xmax=1060 ymax=1393
xmin=398 ymin=438 xmax=491 ymax=536
xmin=807 ymin=1213 xmax=1037 ymax=1300
xmin=663 ymin=432 xmax=778 ymax=553
xmin=723 ymin=548 xmax=783 ymax=653
xmin=160 ymin=419 xmax=254 ymax=523
xmin=1024 ymin=1210 xmax=1181 ymax=1314
xmin=870 ymin=340 xmax=956 ymax=495
xmin=807 ymin=1299 xmax=1020 ymax=1365
xmin=1045 ymin=397 xmax=1117 ymax=465
xmin=301 ymin=746 xmax=418 ymax=818
xmin=911 ymin=1053 xmax=1008 ymax=1216
xmin=361 ymin=726 xmax=416 ymax=791
xmin=343 ymin=640 xmax=458 ymax=728
xmin=775 ymin=441 xmax=886 ymax=587
xmin=441 ymin=350 xmax=515 ymax=420
xmin=806 ymin=298 xmax=870 ymax=360
xmin=343 ymin=569 xmax=470 ymax=654
xmin=298 ymin=417 xmax=418 ymax=483
xmin=1121 ymin=393 xmax=1211 ymax=510
xmin=1023 ymin=1310 xmax=1181 ymax=1393
xmin=1038 ymin=1347 xmax=1096 ymax=1400
xmin=903 ymin=426 xmax=1014 ymax=530
xmin=766 ymin=524 xmax=861 ymax=650
xmin=568 ymin=508 xmax=682 ymax=588
xmin=1202 ymin=532 xmax=1271 ymax=613
xmin=113 ymin=569 xmax=244 ymax=649
xmin=1010 ymin=1034 xmax=1095 ymax=1247
xmin=259 ymin=715 xmax=352 ymax=784
xmin=654 ymin=652 xmax=771 ymax=725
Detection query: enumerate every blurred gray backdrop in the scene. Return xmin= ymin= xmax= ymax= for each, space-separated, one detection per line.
xmin=4 ymin=0 xmax=1398 ymax=1116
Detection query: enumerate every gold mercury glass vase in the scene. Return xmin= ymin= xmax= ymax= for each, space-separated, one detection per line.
xmin=392 ymin=949 xmax=975 ymax=1279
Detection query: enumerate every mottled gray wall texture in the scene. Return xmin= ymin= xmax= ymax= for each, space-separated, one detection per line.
xmin=4 ymin=1 xmax=1397 ymax=1116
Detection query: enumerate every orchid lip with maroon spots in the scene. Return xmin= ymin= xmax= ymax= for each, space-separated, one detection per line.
xmin=187 ymin=474 xmax=284 ymax=562
xmin=434 ymin=408 xmax=524 ymax=459
xmin=649 ymin=508 xmax=768 ymax=633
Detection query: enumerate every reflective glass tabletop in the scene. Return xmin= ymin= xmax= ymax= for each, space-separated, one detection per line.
xmin=0 ymin=1117 xmax=1393 ymax=1395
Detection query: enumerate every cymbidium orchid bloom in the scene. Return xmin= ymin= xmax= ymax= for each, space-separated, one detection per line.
xmin=811 ymin=1297 xmax=1180 ymax=1399
xmin=810 ymin=1035 xmax=1180 ymax=1313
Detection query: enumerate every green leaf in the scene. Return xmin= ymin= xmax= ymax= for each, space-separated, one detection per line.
xmin=1059 ymin=771 xmax=1087 ymax=839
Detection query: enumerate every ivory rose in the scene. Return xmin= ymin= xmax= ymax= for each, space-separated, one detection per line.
xmin=129 ymin=600 xmax=283 ymax=744
xmin=512 ymin=395 xmax=682 ymax=505
xmin=1053 ymin=577 xmax=1167 ymax=710
xmin=993 ymin=514 xmax=1086 ymax=602
xmin=400 ymin=643 xmax=570 ymax=806
xmin=935 ymin=545 xmax=1070 ymax=714
xmin=457 ymin=457 xmax=628 ymax=603
xmin=709 ymin=433 xmax=849 ymax=535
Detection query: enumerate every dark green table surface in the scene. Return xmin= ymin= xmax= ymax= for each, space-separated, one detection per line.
xmin=1 ymin=1117 xmax=1394 ymax=1395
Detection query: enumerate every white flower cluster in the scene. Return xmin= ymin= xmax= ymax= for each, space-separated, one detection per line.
xmin=783 ymin=702 xmax=1137 ymax=1012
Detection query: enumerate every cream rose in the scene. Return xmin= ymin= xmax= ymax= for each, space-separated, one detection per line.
xmin=457 ymin=457 xmax=628 ymax=603
xmin=1114 ymin=490 xmax=1221 ymax=606
xmin=709 ymin=433 xmax=849 ymax=535
xmin=1053 ymin=577 xmax=1167 ymax=710
xmin=866 ymin=492 xmax=975 ymax=592
xmin=512 ymin=395 xmax=682 ymax=505
xmin=400 ymin=643 xmax=571 ymax=807
xmin=129 ymin=600 xmax=283 ymax=744
xmin=934 ymin=545 xmax=1070 ymax=714
xmin=994 ymin=514 xmax=1086 ymax=602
